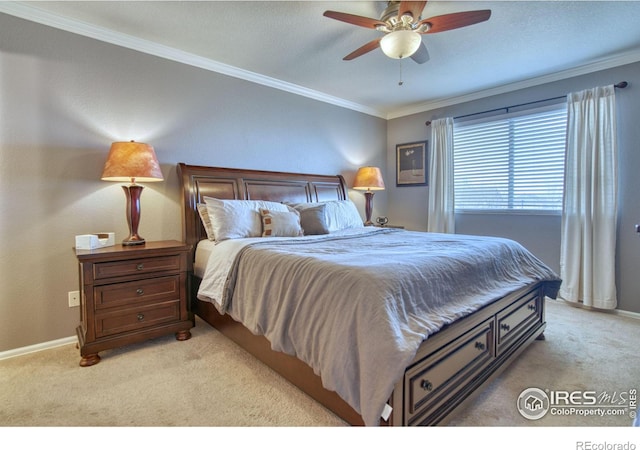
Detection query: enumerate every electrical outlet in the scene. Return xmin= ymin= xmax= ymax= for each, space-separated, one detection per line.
xmin=68 ymin=291 xmax=80 ymax=307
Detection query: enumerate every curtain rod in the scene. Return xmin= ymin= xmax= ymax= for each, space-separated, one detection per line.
xmin=425 ymin=81 xmax=628 ymax=127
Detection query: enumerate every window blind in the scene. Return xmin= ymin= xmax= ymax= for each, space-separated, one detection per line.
xmin=453 ymin=104 xmax=567 ymax=213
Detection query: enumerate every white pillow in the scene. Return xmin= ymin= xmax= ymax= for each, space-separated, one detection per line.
xmin=290 ymin=200 xmax=364 ymax=233
xmin=260 ymin=208 xmax=303 ymax=237
xmin=204 ymin=197 xmax=290 ymax=241
xmin=324 ymin=200 xmax=364 ymax=231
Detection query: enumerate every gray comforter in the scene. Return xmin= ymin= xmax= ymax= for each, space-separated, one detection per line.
xmin=197 ymin=228 xmax=561 ymax=426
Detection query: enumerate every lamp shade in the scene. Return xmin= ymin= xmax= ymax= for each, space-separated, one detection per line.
xmin=380 ymin=30 xmax=421 ymax=59
xmin=353 ymin=166 xmax=385 ymax=191
xmin=101 ymin=141 xmax=164 ymax=183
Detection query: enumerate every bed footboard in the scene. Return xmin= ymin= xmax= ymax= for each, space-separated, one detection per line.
xmin=392 ymin=284 xmax=545 ymax=425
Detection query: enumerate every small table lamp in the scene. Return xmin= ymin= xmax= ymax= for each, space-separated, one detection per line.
xmin=101 ymin=141 xmax=164 ymax=245
xmin=353 ymin=166 xmax=385 ymax=226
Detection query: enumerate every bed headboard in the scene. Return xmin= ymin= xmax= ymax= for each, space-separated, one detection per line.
xmin=177 ymin=163 xmax=348 ymax=259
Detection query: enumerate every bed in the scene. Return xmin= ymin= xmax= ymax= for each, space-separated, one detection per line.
xmin=178 ymin=162 xmax=561 ymax=426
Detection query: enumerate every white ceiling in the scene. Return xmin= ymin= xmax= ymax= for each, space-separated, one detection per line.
xmin=3 ymin=1 xmax=640 ymax=119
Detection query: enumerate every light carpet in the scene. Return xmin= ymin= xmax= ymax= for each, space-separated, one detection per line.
xmin=1 ymin=299 xmax=638 ymax=428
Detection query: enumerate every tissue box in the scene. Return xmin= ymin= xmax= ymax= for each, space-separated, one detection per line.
xmin=75 ymin=232 xmax=115 ymax=250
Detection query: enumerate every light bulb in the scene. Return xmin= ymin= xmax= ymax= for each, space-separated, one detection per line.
xmin=380 ymin=30 xmax=421 ymax=59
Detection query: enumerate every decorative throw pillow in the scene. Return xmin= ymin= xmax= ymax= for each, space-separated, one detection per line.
xmin=296 ymin=203 xmax=330 ymax=235
xmin=260 ymin=208 xmax=303 ymax=237
xmin=290 ymin=200 xmax=364 ymax=233
xmin=197 ymin=203 xmax=215 ymax=241
xmin=204 ymin=197 xmax=291 ymax=241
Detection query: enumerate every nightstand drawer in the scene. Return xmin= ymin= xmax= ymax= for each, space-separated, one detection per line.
xmin=95 ymin=300 xmax=181 ymax=338
xmin=94 ymin=275 xmax=180 ymax=310
xmin=93 ymin=255 xmax=182 ymax=280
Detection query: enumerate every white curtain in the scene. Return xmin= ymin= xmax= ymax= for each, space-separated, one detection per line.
xmin=560 ymin=85 xmax=618 ymax=309
xmin=427 ymin=117 xmax=455 ymax=233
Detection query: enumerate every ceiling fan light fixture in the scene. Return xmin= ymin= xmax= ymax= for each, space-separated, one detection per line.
xmin=380 ymin=30 xmax=421 ymax=59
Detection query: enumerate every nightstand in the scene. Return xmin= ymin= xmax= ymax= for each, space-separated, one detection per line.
xmin=74 ymin=240 xmax=193 ymax=367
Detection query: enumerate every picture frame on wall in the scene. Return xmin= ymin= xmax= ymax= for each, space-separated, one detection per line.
xmin=396 ymin=140 xmax=428 ymax=186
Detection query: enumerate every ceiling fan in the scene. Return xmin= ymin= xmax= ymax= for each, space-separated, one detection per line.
xmin=323 ymin=1 xmax=491 ymax=64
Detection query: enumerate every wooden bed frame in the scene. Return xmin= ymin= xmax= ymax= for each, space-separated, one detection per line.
xmin=178 ymin=162 xmax=551 ymax=426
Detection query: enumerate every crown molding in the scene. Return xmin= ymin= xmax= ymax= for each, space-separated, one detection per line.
xmin=0 ymin=2 xmax=387 ymax=119
xmin=386 ymin=48 xmax=640 ymax=119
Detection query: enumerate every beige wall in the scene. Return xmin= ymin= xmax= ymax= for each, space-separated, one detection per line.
xmin=0 ymin=14 xmax=387 ymax=352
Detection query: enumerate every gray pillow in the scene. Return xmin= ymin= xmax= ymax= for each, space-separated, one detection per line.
xmin=289 ymin=200 xmax=364 ymax=234
xmin=297 ymin=204 xmax=329 ymax=235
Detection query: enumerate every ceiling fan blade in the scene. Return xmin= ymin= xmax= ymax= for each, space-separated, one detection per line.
xmin=343 ymin=38 xmax=382 ymax=61
xmin=323 ymin=10 xmax=385 ymax=29
xmin=419 ymin=10 xmax=491 ymax=34
xmin=397 ymin=1 xmax=427 ymax=20
xmin=411 ymin=41 xmax=430 ymax=64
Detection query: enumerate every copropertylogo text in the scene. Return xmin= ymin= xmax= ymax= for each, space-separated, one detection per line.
xmin=517 ymin=387 xmax=637 ymax=421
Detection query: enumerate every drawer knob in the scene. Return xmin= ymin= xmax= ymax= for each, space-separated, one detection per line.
xmin=136 ymin=288 xmax=144 ymax=296
xmin=528 ymin=304 xmax=536 ymax=311
xmin=137 ymin=313 xmax=145 ymax=321
xmin=136 ymin=263 xmax=144 ymax=271
xmin=501 ymin=323 xmax=511 ymax=331
xmin=420 ymin=380 xmax=433 ymax=391
xmin=475 ymin=341 xmax=486 ymax=351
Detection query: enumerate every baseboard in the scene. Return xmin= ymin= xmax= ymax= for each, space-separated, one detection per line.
xmin=0 ymin=336 xmax=77 ymax=361
xmin=611 ymin=308 xmax=640 ymax=320
xmin=551 ymin=298 xmax=640 ymax=320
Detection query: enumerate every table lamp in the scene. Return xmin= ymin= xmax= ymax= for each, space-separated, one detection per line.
xmin=101 ymin=140 xmax=163 ymax=245
xmin=353 ymin=166 xmax=385 ymax=226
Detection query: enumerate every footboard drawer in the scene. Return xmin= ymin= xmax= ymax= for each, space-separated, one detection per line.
xmin=496 ymin=289 xmax=543 ymax=355
xmin=404 ymin=318 xmax=495 ymax=426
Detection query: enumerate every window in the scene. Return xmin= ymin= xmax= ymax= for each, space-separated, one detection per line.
xmin=453 ymin=104 xmax=567 ymax=213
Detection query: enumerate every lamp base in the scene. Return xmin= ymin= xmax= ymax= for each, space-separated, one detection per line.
xmin=122 ymin=184 xmax=146 ymax=246
xmin=364 ymin=191 xmax=374 ymax=226
xmin=122 ymin=236 xmax=146 ymax=246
